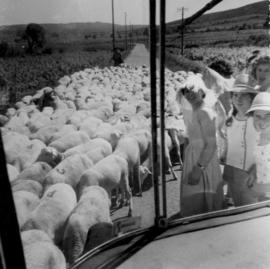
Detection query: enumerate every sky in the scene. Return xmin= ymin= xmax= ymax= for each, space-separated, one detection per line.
xmin=0 ymin=0 xmax=265 ymax=26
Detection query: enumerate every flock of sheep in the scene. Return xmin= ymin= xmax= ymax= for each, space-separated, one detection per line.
xmin=1 ymin=64 xmax=188 ymax=269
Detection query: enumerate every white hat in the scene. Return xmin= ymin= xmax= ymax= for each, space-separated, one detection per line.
xmin=247 ymin=92 xmax=270 ymax=113
xmin=231 ymin=73 xmax=257 ymax=93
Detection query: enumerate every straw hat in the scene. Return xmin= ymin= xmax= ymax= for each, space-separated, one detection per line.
xmin=247 ymin=92 xmax=270 ymax=113
xmin=231 ymin=73 xmax=257 ymax=93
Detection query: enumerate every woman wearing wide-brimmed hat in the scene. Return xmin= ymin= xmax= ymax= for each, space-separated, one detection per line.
xmin=222 ymin=73 xmax=259 ymax=207
xmin=246 ymin=92 xmax=270 ymax=201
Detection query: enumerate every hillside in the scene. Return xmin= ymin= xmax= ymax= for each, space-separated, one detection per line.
xmin=0 ymin=0 xmax=268 ymax=47
xmin=168 ymin=0 xmax=267 ymax=30
xmin=165 ymin=0 xmax=268 ymax=47
xmin=0 ymin=22 xmax=146 ymax=43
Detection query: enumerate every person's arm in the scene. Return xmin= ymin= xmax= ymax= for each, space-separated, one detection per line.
xmin=202 ymin=67 xmax=234 ymax=94
xmin=247 ymin=164 xmax=257 ymax=188
xmin=197 ymin=108 xmax=217 ymax=168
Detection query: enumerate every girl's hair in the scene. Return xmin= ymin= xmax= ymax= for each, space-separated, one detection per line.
xmin=250 ymin=55 xmax=270 ymax=80
xmin=208 ymin=59 xmax=233 ymax=78
xmin=225 ymin=92 xmax=257 ymax=127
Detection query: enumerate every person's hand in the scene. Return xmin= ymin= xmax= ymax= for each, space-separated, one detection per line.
xmin=188 ymin=165 xmax=202 ymax=185
xmin=247 ymin=172 xmax=256 ymax=188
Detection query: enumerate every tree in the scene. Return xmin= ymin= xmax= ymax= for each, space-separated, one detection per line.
xmin=23 ymin=23 xmax=46 ymax=54
xmin=143 ymin=27 xmax=149 ymax=36
xmin=0 ymin=41 xmax=9 ymax=57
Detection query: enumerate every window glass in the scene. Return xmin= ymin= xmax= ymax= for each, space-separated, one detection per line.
xmin=1 ymin=0 xmax=270 ymax=268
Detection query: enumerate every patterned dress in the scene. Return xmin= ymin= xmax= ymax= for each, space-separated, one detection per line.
xmin=180 ymin=103 xmax=224 ymax=217
xmin=252 ymin=140 xmax=270 ymax=200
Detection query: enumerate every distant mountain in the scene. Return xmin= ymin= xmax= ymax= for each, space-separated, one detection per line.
xmin=0 ymin=21 xmax=146 ymax=43
xmin=168 ymin=0 xmax=267 ymax=31
xmin=0 ymin=0 xmax=267 ymax=44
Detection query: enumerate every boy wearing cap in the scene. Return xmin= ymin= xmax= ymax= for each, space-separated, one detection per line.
xmin=222 ymin=74 xmax=259 ymax=206
xmin=247 ymin=92 xmax=270 ymax=200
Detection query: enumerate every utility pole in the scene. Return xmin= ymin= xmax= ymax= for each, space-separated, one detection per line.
xmin=111 ymin=0 xmax=115 ymax=51
xmin=125 ymin=12 xmax=128 ymax=51
xmin=177 ymin=7 xmax=187 ymax=56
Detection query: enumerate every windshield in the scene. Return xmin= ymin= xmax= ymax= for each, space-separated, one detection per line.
xmin=0 ymin=0 xmax=270 ymax=268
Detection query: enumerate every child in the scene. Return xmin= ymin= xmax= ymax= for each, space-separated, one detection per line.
xmin=221 ymin=74 xmax=258 ymax=206
xmin=177 ymin=74 xmax=224 ymax=217
xmin=250 ymin=54 xmax=270 ymax=92
xmin=250 ymin=55 xmax=270 ymax=87
xmin=247 ymin=92 xmax=270 ymax=200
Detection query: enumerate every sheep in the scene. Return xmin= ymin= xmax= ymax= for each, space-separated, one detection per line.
xmin=15 ymin=162 xmax=52 ymax=184
xmin=21 ymin=229 xmax=66 ymax=269
xmin=82 ymin=222 xmax=114 ymax=254
xmin=16 ymin=139 xmax=46 ymax=172
xmin=63 ymin=186 xmax=112 ymax=264
xmin=12 ymin=180 xmax=43 ymax=198
xmin=44 ymin=153 xmax=93 ymax=189
xmin=113 ymin=129 xmax=152 ymax=196
xmin=26 ymin=112 xmax=52 ymax=133
xmin=49 ymin=124 xmax=77 ymax=143
xmin=48 ymin=131 xmax=90 ymax=152
xmin=4 ymin=114 xmax=30 ymax=136
xmin=78 ymin=116 xmax=103 ymax=139
xmin=63 ymin=138 xmax=112 ymax=158
xmin=3 ymin=132 xmax=46 ymax=172
xmin=77 ymin=154 xmax=132 ymax=215
xmin=6 ymin=164 xmax=19 ymax=182
xmin=36 ymin=147 xmax=64 ymax=168
xmin=22 ymin=183 xmax=77 ymax=245
xmin=92 ymin=122 xmax=123 ymax=150
xmin=13 ymin=191 xmax=40 ymax=228
xmin=29 ymin=124 xmax=63 ymax=145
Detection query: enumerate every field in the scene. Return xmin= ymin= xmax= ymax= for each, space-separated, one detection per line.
xmin=166 ymin=46 xmax=270 ymax=75
xmin=0 ymin=40 xmax=136 ymax=110
xmin=1 ymin=42 xmax=268 ymax=113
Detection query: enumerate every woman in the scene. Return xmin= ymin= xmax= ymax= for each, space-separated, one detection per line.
xmin=177 ymin=74 xmax=224 ymax=217
xmin=222 ymin=74 xmax=258 ymax=206
xmin=247 ymin=92 xmax=270 ymax=201
xmin=250 ymin=54 xmax=270 ymax=91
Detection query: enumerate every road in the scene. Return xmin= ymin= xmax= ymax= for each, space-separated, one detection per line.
xmin=112 ymin=43 xmax=181 ymax=229
xmin=124 ymin=43 xmax=160 ymax=68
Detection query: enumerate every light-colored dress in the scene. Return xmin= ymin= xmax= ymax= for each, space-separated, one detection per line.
xmin=254 ymin=142 xmax=270 ymax=184
xmin=252 ymin=141 xmax=270 ymax=200
xmin=223 ymin=117 xmax=259 ymax=206
xmin=180 ymin=103 xmax=224 ymax=217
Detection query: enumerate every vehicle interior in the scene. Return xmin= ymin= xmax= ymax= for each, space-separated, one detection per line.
xmin=1 ymin=0 xmax=270 ymax=268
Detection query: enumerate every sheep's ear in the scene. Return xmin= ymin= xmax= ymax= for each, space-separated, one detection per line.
xmin=112 ymin=129 xmax=123 ymax=139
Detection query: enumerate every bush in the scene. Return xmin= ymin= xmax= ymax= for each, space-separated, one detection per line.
xmin=0 ymin=41 xmax=9 ymax=57
xmin=42 ymin=47 xmax=53 ymax=55
xmin=58 ymin=48 xmax=65 ymax=53
xmin=247 ymin=34 xmax=269 ymax=46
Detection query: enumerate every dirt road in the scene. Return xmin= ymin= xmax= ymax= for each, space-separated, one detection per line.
xmin=112 ymin=43 xmax=181 ymax=229
xmin=124 ymin=43 xmax=160 ymax=68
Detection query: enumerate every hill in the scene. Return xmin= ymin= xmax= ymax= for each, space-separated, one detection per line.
xmin=0 ymin=21 xmax=146 ymax=43
xmin=0 ymin=0 xmax=268 ymax=47
xmin=168 ymin=0 xmax=267 ymax=30
xmin=166 ymin=0 xmax=268 ymax=47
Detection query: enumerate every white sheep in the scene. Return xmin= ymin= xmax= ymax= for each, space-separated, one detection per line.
xmin=77 ymin=154 xmax=132 ymax=215
xmin=21 ymin=229 xmax=66 ymax=269
xmin=63 ymin=186 xmax=112 ymax=264
xmin=22 ymin=183 xmax=77 ymax=245
xmin=48 ymin=130 xmax=90 ymax=152
xmin=13 ymin=191 xmax=40 ymax=228
xmin=44 ymin=153 xmax=93 ymax=188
